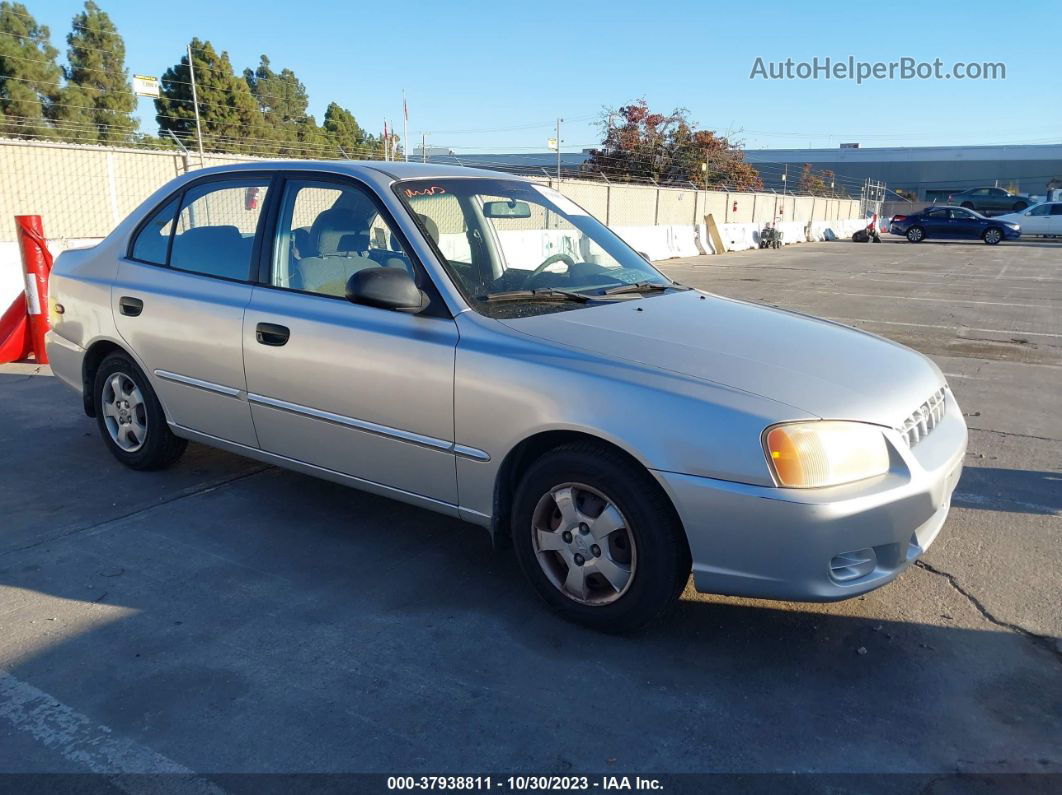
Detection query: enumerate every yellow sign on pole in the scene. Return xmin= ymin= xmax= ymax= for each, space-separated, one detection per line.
xmin=132 ymin=75 xmax=159 ymax=98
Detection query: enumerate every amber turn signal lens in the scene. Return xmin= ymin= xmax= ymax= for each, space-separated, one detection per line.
xmin=764 ymin=422 xmax=890 ymax=488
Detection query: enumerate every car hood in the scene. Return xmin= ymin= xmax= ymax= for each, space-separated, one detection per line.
xmin=995 ymin=212 xmax=1023 ymax=224
xmin=500 ymin=289 xmax=944 ymax=427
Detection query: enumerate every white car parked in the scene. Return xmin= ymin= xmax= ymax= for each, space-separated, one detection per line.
xmin=996 ymin=202 xmax=1062 ymax=236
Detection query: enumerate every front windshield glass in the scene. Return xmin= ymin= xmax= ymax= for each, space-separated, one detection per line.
xmin=395 ymin=177 xmax=674 ymax=316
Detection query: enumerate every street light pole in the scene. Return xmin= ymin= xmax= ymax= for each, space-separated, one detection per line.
xmin=556 ymin=117 xmax=563 ymax=183
xmin=186 ymin=43 xmax=205 ymax=168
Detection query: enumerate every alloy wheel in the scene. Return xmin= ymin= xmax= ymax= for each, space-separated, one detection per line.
xmin=101 ymin=372 xmax=148 ymax=452
xmin=531 ymin=482 xmax=637 ymax=605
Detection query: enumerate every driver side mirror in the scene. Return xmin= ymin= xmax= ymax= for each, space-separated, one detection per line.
xmin=346 ymin=268 xmax=427 ymax=313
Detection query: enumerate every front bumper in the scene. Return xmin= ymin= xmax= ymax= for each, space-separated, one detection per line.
xmin=655 ymin=394 xmax=967 ymax=601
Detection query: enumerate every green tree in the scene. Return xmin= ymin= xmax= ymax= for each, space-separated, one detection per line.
xmin=51 ymin=81 xmax=93 ymax=138
xmin=0 ymin=2 xmax=61 ymax=139
xmin=155 ymin=38 xmax=267 ymax=155
xmin=583 ymin=99 xmax=762 ymax=190
xmin=244 ymin=55 xmax=320 ymax=154
xmin=64 ymin=1 xmax=137 ymax=144
xmin=322 ymin=101 xmax=380 ymax=158
xmin=295 ymin=114 xmax=330 ymax=152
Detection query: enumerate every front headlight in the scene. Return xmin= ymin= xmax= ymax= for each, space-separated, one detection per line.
xmin=763 ymin=421 xmax=890 ymax=488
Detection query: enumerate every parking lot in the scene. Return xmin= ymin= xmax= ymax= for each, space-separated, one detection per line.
xmin=0 ymin=237 xmax=1059 ymax=779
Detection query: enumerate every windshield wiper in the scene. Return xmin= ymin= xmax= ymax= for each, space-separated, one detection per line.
xmin=601 ymin=280 xmax=680 ymax=296
xmin=478 ymin=288 xmax=592 ymax=303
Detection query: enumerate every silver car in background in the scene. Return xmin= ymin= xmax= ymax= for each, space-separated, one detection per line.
xmin=45 ymin=162 xmax=967 ymax=632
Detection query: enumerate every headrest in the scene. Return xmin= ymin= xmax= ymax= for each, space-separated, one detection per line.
xmin=417 ymin=213 xmax=440 ymax=244
xmin=311 ymin=208 xmax=361 ymax=256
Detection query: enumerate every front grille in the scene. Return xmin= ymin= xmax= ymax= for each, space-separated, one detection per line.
xmin=896 ymin=387 xmax=946 ymax=447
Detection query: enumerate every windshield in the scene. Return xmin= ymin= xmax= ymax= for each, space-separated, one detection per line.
xmin=395 ymin=177 xmax=674 ymax=316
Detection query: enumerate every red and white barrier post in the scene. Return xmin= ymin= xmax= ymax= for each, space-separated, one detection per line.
xmin=15 ymin=215 xmax=52 ymax=365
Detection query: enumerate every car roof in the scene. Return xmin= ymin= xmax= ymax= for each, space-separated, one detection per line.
xmin=181 ymin=159 xmax=526 ymax=182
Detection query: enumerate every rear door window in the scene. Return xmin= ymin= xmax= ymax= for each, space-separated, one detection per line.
xmin=169 ymin=180 xmax=270 ymax=280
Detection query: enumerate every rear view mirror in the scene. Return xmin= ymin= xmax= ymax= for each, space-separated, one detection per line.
xmin=346 ymin=268 xmax=426 ymax=313
xmin=483 ymin=200 xmax=532 ymax=219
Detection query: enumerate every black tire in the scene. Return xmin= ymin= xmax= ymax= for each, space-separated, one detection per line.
xmin=906 ymin=226 xmax=925 ymax=243
xmin=1012 ymin=201 xmax=1027 ymax=212
xmin=960 ymin=201 xmax=975 ymax=210
xmin=983 ymin=227 xmax=1003 ymax=245
xmin=511 ymin=442 xmax=691 ymax=633
xmin=93 ymin=352 xmax=187 ymax=470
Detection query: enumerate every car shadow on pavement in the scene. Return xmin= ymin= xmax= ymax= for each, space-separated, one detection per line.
xmin=954 ymin=467 xmax=1062 ymax=516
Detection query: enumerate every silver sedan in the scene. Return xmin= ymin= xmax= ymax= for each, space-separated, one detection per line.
xmin=46 ymin=162 xmax=967 ymax=632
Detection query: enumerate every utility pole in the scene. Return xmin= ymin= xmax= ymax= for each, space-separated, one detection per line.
xmin=403 ymin=90 xmax=409 ymax=162
xmin=556 ymin=117 xmax=563 ymax=182
xmin=781 ymin=164 xmax=787 ymax=197
xmin=421 ymin=132 xmax=427 ymax=163
xmin=186 ymin=43 xmax=205 ymax=168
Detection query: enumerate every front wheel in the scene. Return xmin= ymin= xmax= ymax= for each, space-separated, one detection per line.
xmin=983 ymin=227 xmax=1003 ymax=245
xmin=93 ymin=352 xmax=187 ymax=470
xmin=511 ymin=442 xmax=690 ymax=633
xmin=906 ymin=226 xmax=925 ymax=242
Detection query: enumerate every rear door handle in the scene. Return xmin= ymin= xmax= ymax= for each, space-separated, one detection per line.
xmin=119 ymin=296 xmax=143 ymax=317
xmin=255 ymin=322 xmax=290 ymax=346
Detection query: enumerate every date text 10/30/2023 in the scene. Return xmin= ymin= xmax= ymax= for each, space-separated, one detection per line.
xmin=387 ymin=775 xmax=665 ymax=791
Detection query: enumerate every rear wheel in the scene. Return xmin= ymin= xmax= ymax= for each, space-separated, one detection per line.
xmin=93 ymin=352 xmax=187 ymax=470
xmin=511 ymin=442 xmax=690 ymax=633
xmin=961 ymin=201 xmax=975 ymax=210
xmin=983 ymin=227 xmax=1003 ymax=245
xmin=906 ymin=226 xmax=925 ymax=243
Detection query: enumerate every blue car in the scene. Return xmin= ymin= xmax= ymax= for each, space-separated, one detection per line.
xmin=889 ymin=206 xmax=1020 ymax=245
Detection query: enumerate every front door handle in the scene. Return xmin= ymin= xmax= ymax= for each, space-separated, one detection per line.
xmin=119 ymin=296 xmax=143 ymax=317
xmin=255 ymin=322 xmax=290 ymax=346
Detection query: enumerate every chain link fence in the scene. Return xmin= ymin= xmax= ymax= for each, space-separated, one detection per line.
xmin=0 ymin=137 xmax=862 ymax=244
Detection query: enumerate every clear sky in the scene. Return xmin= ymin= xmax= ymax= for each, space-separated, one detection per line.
xmin=31 ymin=0 xmax=1062 ymax=154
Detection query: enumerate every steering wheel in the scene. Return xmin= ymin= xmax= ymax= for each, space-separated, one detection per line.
xmin=523 ymin=253 xmax=576 ymax=288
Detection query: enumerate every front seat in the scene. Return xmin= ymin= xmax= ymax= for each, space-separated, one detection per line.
xmin=295 ymin=209 xmax=377 ymax=296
